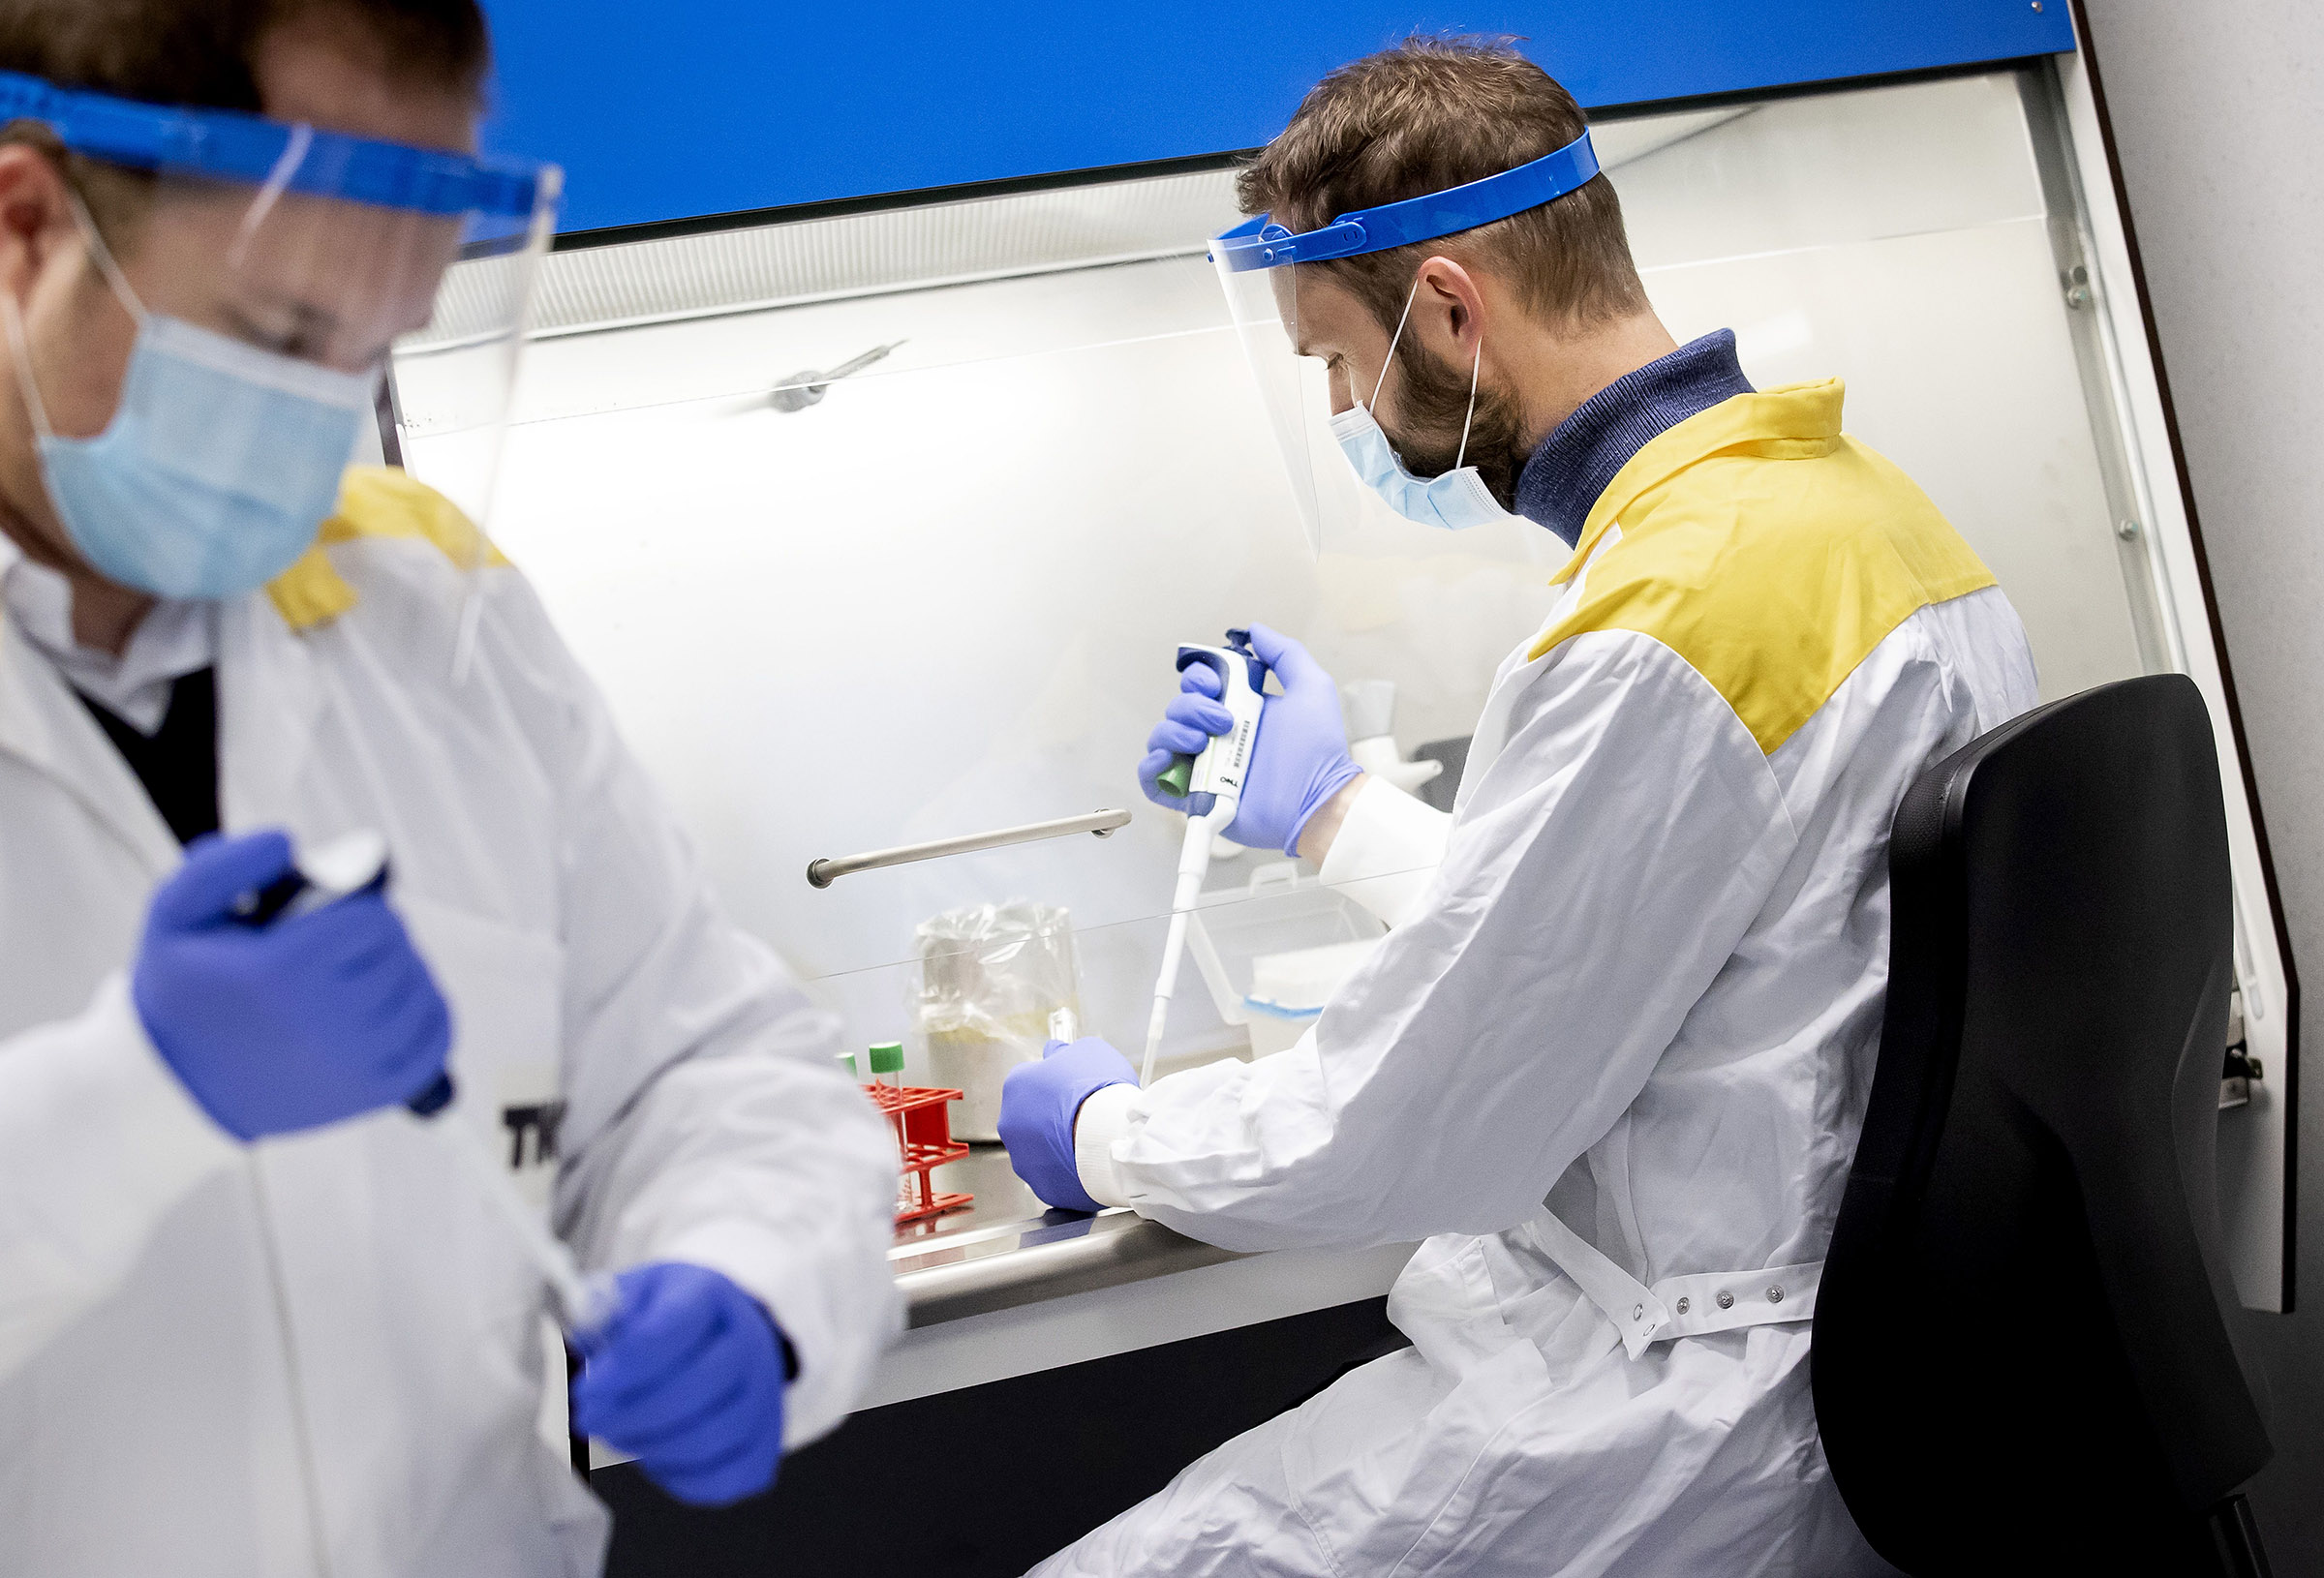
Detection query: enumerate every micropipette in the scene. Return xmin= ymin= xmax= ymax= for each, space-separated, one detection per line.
xmin=1144 ymin=632 xmax=1267 ymax=1082
xmin=238 ymin=831 xmax=620 ymax=1345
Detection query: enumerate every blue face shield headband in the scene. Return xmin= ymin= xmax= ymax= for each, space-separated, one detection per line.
xmin=1210 ymin=130 xmax=1600 ymax=534
xmin=0 ymin=70 xmax=559 ymax=602
xmin=1212 ymin=130 xmax=1600 ymax=275
xmin=0 ymin=71 xmax=548 ymax=220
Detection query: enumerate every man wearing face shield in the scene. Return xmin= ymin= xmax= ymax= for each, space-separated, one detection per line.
xmin=0 ymin=2 xmax=899 ymax=1570
xmin=999 ymin=38 xmax=2037 ymax=1576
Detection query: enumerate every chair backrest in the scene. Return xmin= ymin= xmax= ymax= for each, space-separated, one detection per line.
xmin=1813 ymin=675 xmax=2272 ymax=1572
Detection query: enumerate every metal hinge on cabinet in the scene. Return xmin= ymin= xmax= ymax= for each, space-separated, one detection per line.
xmin=2221 ymin=988 xmax=2264 ymax=1109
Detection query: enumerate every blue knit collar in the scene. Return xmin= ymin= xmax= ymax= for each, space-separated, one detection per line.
xmin=1514 ymin=329 xmax=1755 ymax=547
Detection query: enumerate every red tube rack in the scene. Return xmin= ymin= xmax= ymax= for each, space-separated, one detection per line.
xmin=867 ymin=1082 xmax=973 ymax=1226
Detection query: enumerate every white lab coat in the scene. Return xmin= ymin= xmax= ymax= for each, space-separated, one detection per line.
xmin=1045 ymin=386 xmax=2039 ymax=1576
xmin=0 ymin=511 xmax=901 ymax=1575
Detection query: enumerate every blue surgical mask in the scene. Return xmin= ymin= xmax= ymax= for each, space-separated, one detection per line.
xmin=2 ymin=242 xmax=373 ymax=600
xmin=1329 ymin=278 xmax=1515 ymax=531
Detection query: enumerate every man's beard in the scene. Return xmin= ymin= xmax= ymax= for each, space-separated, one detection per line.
xmin=1378 ymin=339 xmax=1532 ymax=510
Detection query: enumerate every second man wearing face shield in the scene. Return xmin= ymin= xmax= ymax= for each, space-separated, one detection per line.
xmin=1000 ymin=37 xmax=2038 ymax=1575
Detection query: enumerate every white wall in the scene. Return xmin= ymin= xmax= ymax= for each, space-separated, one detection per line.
xmin=2078 ymin=3 xmax=2324 ymax=1565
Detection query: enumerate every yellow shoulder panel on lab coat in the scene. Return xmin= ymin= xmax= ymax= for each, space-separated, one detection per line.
xmin=265 ymin=465 xmax=509 ymax=631
xmin=1530 ymin=379 xmax=1996 ymax=755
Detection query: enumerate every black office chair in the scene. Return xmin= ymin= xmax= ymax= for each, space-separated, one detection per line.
xmin=1814 ymin=675 xmax=2276 ymax=1575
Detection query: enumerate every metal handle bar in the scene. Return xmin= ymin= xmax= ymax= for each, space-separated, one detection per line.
xmin=808 ymin=808 xmax=1132 ymax=889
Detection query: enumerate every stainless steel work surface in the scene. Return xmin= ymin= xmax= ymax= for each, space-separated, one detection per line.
xmin=889 ymin=1146 xmax=1242 ymax=1328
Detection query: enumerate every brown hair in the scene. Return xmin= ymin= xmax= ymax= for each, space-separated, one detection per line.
xmin=0 ymin=0 xmax=490 ymax=239
xmin=1238 ymin=35 xmax=1648 ymax=335
xmin=0 ymin=0 xmax=489 ymax=111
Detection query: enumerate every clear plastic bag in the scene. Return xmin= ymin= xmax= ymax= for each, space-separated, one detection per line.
xmin=913 ymin=902 xmax=1082 ymax=1140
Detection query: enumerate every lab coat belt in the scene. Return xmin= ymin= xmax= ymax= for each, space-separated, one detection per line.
xmin=1526 ymin=1209 xmax=1822 ymax=1361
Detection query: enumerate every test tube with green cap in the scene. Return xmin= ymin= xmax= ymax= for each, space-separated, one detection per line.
xmin=837 ymin=1049 xmax=860 ymax=1081
xmin=867 ymin=1043 xmax=913 ymax=1212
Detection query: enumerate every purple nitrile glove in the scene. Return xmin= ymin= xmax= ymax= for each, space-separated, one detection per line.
xmin=996 ymin=1036 xmax=1139 ymax=1213
xmin=570 ymin=1261 xmax=789 ymax=1507
xmin=133 ymin=830 xmax=452 ymax=1141
xmin=1136 ymin=622 xmax=1361 ymax=857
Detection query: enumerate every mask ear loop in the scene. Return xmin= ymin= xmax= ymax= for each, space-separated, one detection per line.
xmin=0 ymin=290 xmax=57 ymax=444
xmin=1455 ymin=335 xmax=1483 ymax=473
xmin=59 ymin=187 xmax=146 ymax=323
xmin=1370 ymin=275 xmax=1422 ymax=411
xmin=1373 ymin=273 xmax=1485 ymax=472
xmin=2 ymin=289 xmax=96 ymax=564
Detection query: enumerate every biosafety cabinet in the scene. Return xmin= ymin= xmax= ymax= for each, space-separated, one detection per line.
xmin=387 ymin=7 xmax=2294 ymax=1560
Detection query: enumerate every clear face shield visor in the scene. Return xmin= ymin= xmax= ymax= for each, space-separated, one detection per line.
xmin=381 ymin=170 xmax=563 ymax=562
xmin=0 ymin=71 xmax=559 ymax=590
xmin=1211 ymin=245 xmax=1343 ymax=558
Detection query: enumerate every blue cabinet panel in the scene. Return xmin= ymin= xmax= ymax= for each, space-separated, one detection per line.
xmin=479 ymin=1 xmax=2074 ymax=235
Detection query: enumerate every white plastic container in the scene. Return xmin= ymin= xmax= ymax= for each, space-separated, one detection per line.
xmin=1188 ymin=864 xmax=1386 ymax=1056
